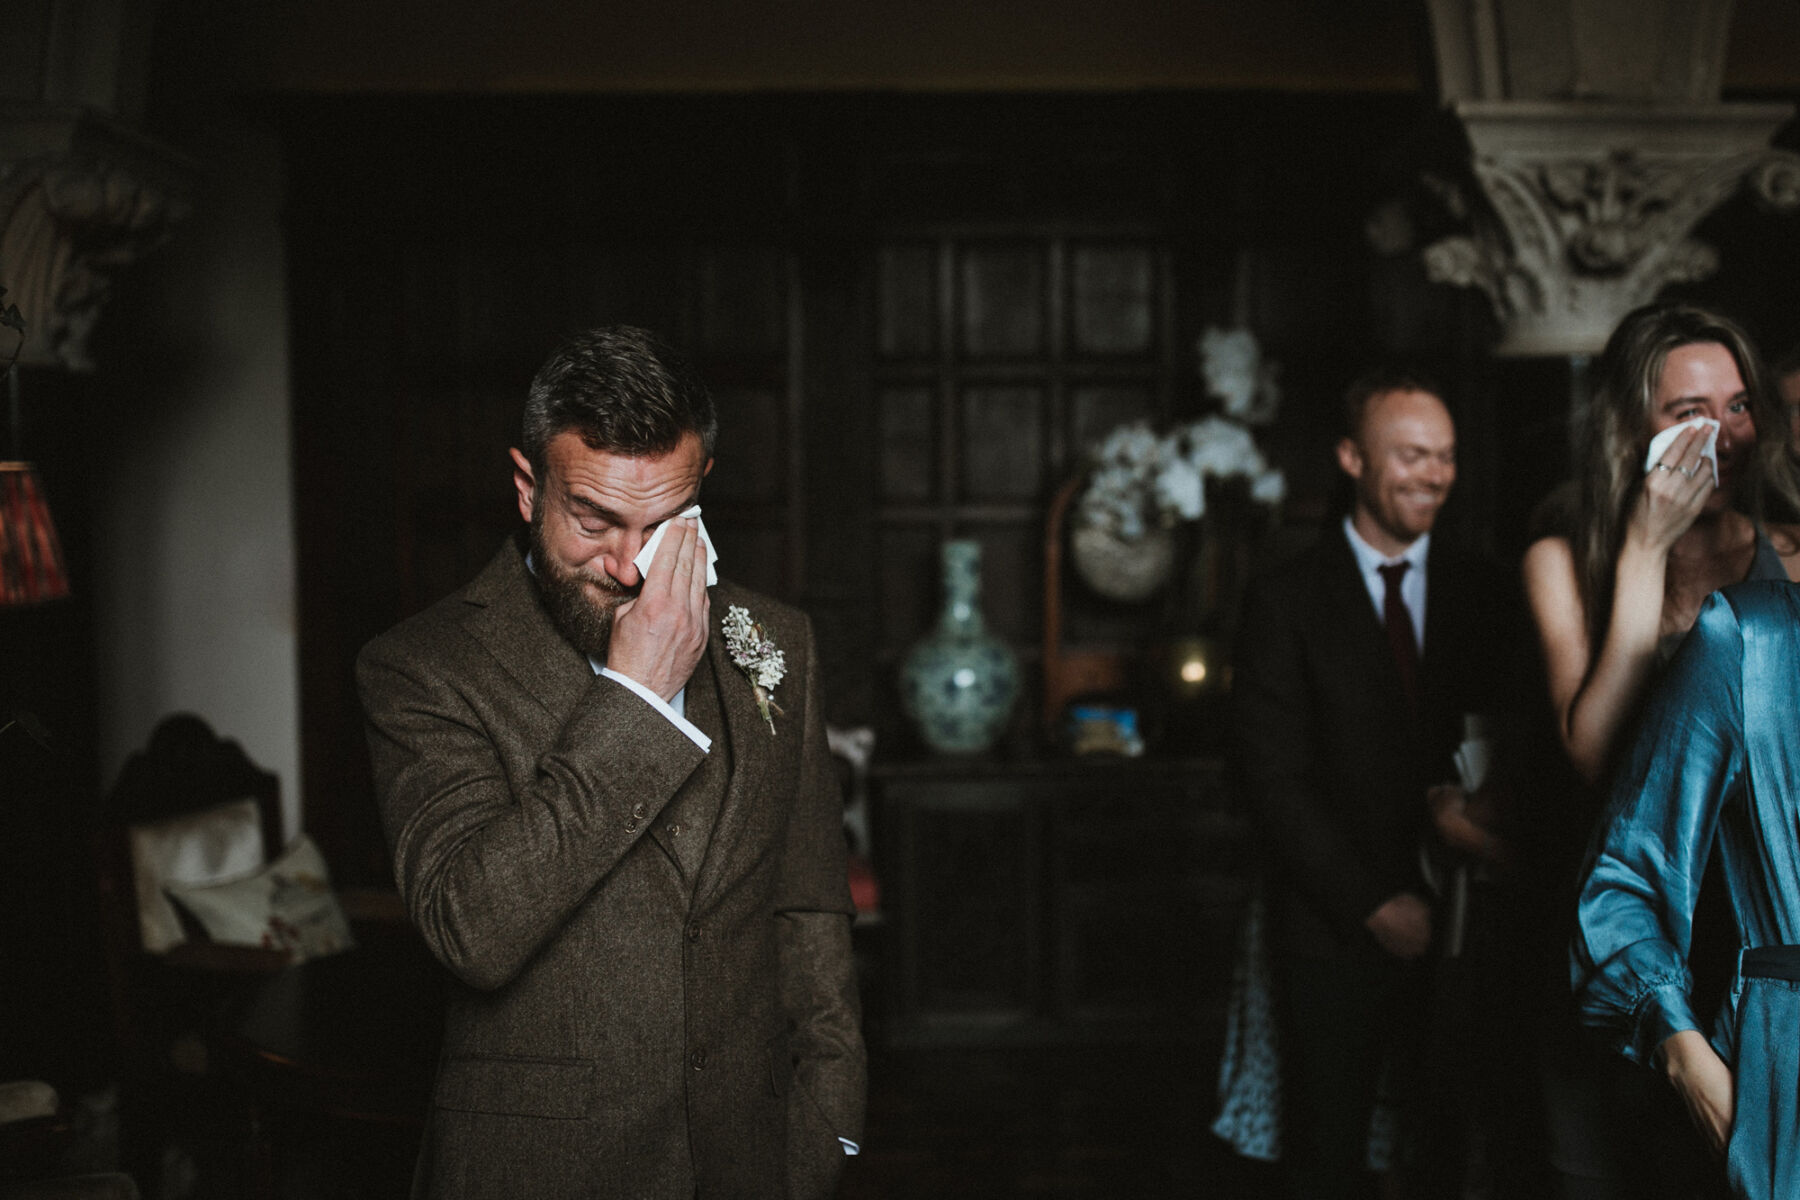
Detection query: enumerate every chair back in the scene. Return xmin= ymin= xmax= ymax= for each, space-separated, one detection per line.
xmin=95 ymin=715 xmax=283 ymax=1047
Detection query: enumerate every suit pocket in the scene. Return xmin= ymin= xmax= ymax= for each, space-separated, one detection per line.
xmin=768 ymin=1027 xmax=793 ymax=1098
xmin=434 ymin=1053 xmax=592 ymax=1119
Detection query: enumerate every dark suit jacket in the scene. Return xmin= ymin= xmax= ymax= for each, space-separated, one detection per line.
xmin=1232 ymin=523 xmax=1515 ymax=962
xmin=357 ymin=537 xmax=866 ymax=1199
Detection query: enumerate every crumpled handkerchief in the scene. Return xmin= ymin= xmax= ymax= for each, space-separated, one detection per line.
xmin=1643 ymin=416 xmax=1720 ymax=488
xmin=633 ymin=505 xmax=718 ymax=586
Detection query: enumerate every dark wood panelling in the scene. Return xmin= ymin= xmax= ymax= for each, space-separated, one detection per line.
xmin=283 ymin=91 xmax=1490 ymax=879
xmin=707 ymin=387 xmax=788 ymax=504
xmin=876 ymin=525 xmax=941 ymax=650
xmin=699 ymin=244 xmax=789 ymax=358
xmin=959 ymin=243 xmax=1048 ymax=360
xmin=875 ymin=244 xmax=939 ymax=360
xmin=876 ymin=387 xmax=937 ymax=502
xmin=1069 ymin=383 xmax=1156 ymax=451
xmin=1069 ymin=243 xmax=1157 ymax=357
xmin=703 ymin=522 xmax=789 ymax=601
xmin=960 ymin=385 xmax=1046 ymax=501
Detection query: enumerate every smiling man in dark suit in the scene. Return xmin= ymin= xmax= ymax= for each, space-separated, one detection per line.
xmin=357 ymin=326 xmax=865 ymax=1199
xmin=1233 ymin=370 xmax=1510 ymax=1200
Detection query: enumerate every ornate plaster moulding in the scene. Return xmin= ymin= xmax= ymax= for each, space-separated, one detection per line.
xmin=1424 ymin=100 xmax=1800 ymax=358
xmin=0 ymin=103 xmax=197 ymax=371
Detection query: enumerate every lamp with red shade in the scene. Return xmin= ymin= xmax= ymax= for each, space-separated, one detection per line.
xmin=0 ymin=287 xmax=69 ymax=607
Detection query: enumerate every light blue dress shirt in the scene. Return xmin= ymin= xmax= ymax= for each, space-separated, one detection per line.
xmin=1341 ymin=516 xmax=1429 ymax=652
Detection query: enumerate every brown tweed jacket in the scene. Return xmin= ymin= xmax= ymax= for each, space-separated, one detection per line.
xmin=357 ymin=538 xmax=866 ymax=1199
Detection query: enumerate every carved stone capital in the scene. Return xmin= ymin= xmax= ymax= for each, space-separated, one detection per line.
xmin=1423 ymin=101 xmax=1799 ymax=357
xmin=0 ymin=105 xmax=195 ymax=371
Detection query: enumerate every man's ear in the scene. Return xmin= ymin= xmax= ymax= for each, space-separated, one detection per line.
xmin=1335 ymin=437 xmax=1365 ymax=481
xmin=509 ymin=448 xmax=537 ymax=523
xmin=703 ymin=457 xmax=713 ymax=478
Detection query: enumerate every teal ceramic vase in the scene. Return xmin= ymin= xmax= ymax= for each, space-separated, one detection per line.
xmin=900 ymin=540 xmax=1020 ymax=754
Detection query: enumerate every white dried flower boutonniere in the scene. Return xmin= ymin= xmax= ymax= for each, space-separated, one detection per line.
xmin=723 ymin=605 xmax=786 ymax=734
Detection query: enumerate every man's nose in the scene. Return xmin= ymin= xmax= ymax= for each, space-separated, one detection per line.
xmin=608 ymin=556 xmax=643 ymax=588
xmin=605 ymin=531 xmax=649 ymax=587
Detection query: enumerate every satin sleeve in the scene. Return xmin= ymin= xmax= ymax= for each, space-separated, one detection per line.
xmin=1571 ymin=591 xmax=1747 ymax=1066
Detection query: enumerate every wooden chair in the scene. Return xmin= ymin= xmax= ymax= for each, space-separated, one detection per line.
xmin=95 ymin=715 xmax=291 ymax=1197
xmin=96 ymin=714 xmax=438 ymax=1199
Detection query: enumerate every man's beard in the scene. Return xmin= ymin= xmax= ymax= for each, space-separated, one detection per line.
xmin=530 ymin=514 xmax=636 ymax=660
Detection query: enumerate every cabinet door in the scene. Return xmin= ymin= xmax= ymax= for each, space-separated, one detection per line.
xmin=880 ymin=777 xmax=1043 ymax=1044
xmin=1049 ymin=772 xmax=1241 ymax=1033
xmin=875 ymin=763 xmax=1246 ymax=1047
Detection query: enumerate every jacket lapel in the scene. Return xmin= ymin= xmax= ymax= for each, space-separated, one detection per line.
xmin=461 ymin=539 xmax=593 ymax=722
xmin=1320 ymin=527 xmax=1402 ymax=684
xmin=643 ymin=651 xmax=725 ymax=873
xmin=693 ymin=597 xmax=776 ymax=908
xmin=1418 ymin=546 xmax=1463 ymax=712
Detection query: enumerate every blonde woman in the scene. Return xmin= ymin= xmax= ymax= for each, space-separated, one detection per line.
xmin=1525 ymin=302 xmax=1800 ymax=1199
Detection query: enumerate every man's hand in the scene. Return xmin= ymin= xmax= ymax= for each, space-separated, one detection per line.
xmin=607 ymin=518 xmax=711 ymax=702
xmin=1427 ymin=783 xmax=1514 ymax=866
xmin=1661 ymin=1029 xmax=1735 ymax=1157
xmin=1365 ymin=892 xmax=1432 ymax=959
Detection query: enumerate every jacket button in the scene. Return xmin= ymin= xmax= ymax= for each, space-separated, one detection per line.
xmin=686 ymin=923 xmax=701 ymax=943
xmin=631 ymin=802 xmax=647 ymax=819
xmin=691 ymin=1048 xmax=707 ymax=1070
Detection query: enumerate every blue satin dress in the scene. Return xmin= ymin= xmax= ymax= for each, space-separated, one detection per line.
xmin=1572 ymin=580 xmax=1800 ymax=1200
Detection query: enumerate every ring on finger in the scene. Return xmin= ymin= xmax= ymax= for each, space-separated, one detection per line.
xmin=1652 ymin=462 xmax=1677 ymax=473
xmin=1681 ymin=465 xmax=1698 ymax=479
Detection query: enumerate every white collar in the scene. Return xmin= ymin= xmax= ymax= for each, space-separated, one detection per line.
xmin=1342 ymin=515 xmax=1429 ymax=574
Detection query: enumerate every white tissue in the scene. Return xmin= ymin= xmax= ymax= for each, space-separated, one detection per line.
xmin=1643 ymin=416 xmax=1719 ymax=488
xmin=633 ymin=505 xmax=718 ymax=586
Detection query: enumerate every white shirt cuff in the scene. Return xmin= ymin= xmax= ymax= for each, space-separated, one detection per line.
xmin=599 ymin=668 xmax=712 ymax=752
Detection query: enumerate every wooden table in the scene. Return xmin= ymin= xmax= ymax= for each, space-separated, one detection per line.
xmin=214 ymin=924 xmax=443 ymax=1195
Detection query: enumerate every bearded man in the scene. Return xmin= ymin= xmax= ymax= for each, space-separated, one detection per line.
xmin=357 ymin=325 xmax=865 ymax=1199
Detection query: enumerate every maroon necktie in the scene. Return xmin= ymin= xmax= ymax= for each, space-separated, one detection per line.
xmin=1378 ymin=561 xmax=1420 ymax=711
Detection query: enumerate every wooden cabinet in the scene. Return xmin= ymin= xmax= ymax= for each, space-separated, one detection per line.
xmin=870 ymin=756 xmax=1250 ymax=1048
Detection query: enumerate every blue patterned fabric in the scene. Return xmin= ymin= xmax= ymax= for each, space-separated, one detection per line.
xmin=1211 ymin=885 xmax=1398 ymax=1170
xmin=1572 ymin=580 xmax=1800 ymax=1200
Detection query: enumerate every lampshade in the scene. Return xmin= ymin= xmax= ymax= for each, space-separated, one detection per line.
xmin=0 ymin=461 xmax=70 ymax=605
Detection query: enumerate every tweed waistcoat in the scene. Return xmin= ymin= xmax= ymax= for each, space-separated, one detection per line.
xmin=656 ymin=652 xmax=732 ymax=883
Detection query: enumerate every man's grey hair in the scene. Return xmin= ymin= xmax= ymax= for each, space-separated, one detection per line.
xmin=521 ymin=325 xmax=718 ymax=477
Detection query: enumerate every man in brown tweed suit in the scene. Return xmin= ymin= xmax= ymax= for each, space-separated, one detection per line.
xmin=357 ymin=326 xmax=866 ymax=1199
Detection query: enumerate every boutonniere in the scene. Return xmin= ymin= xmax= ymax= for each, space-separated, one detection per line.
xmin=723 ymin=605 xmax=786 ymax=734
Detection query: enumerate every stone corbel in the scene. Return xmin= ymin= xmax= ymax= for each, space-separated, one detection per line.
xmin=0 ymin=107 xmax=195 ymax=371
xmin=1422 ymin=102 xmax=1800 ymax=357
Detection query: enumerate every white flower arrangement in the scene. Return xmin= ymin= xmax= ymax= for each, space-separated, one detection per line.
xmin=1198 ymin=326 xmax=1282 ymax=426
xmin=722 ymin=605 xmax=786 ymax=734
xmin=1076 ymin=326 xmax=1287 ymax=539
xmin=1076 ymin=416 xmax=1285 ymax=538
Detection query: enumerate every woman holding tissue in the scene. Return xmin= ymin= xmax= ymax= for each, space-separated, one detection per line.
xmin=1522 ymin=301 xmax=1800 ymax=1199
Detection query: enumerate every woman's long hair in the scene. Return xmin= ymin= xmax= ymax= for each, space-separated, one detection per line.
xmin=1571 ymin=302 xmax=1800 ymax=648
